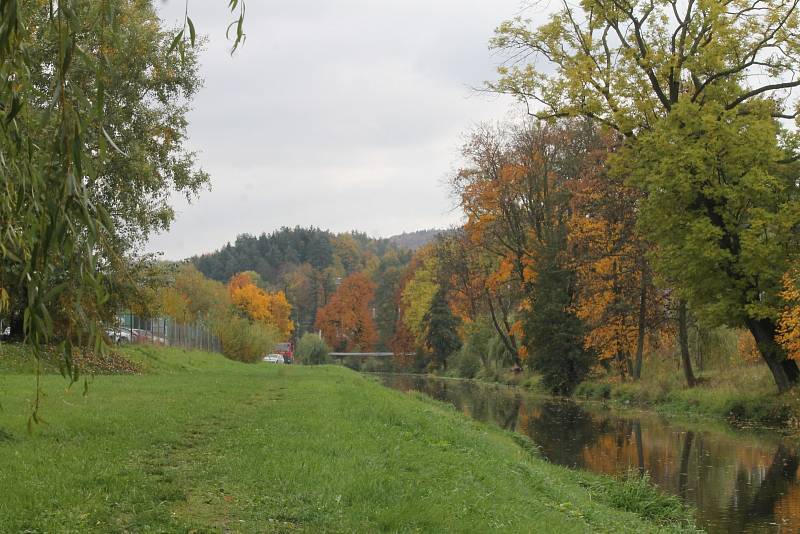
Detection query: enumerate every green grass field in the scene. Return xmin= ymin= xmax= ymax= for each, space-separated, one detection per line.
xmin=0 ymin=344 xmax=694 ymax=533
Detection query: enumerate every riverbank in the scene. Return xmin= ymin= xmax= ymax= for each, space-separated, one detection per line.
xmin=429 ymin=358 xmax=800 ymax=434
xmin=574 ymin=364 xmax=800 ymax=431
xmin=0 ymin=344 xmax=693 ymax=532
xmin=379 ymin=372 xmax=800 ymax=532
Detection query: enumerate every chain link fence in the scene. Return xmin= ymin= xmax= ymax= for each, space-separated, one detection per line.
xmin=113 ymin=313 xmax=222 ymax=354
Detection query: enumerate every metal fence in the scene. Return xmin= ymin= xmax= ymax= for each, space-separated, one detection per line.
xmin=116 ymin=313 xmax=222 ymax=354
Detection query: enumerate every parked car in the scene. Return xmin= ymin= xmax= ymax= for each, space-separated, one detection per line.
xmin=105 ymin=328 xmax=132 ymax=344
xmin=128 ymin=328 xmax=169 ymax=346
xmin=263 ymin=354 xmax=285 ymax=364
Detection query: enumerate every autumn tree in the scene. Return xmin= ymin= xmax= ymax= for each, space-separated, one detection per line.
xmin=568 ymin=132 xmax=665 ymax=381
xmin=314 ymin=273 xmax=378 ymax=352
xmin=282 ymin=263 xmax=320 ymax=335
xmin=390 ymin=257 xmax=427 ymax=369
xmin=491 ymin=1 xmax=800 ymax=392
xmin=175 ymin=264 xmax=229 ymax=323
xmin=159 ymin=288 xmax=191 ymax=325
xmin=434 ymin=231 xmax=529 ymax=369
xmin=228 ymin=272 xmax=294 ymax=339
xmin=453 ymin=120 xmax=599 ymax=390
xmin=266 ymin=291 xmax=294 ymax=340
xmin=778 ymin=269 xmax=800 ymax=361
xmin=399 ymin=250 xmax=440 ymax=346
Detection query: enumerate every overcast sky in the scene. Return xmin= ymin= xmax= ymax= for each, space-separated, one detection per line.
xmin=148 ymin=0 xmax=535 ymax=259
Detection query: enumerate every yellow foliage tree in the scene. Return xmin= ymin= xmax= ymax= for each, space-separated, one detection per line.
xmin=266 ymin=291 xmax=294 ymax=339
xmin=230 ymin=283 xmax=273 ymax=324
xmin=400 ymin=252 xmax=439 ymax=344
xmin=159 ymin=287 xmax=191 ymax=324
xmin=228 ymin=273 xmax=294 ymax=338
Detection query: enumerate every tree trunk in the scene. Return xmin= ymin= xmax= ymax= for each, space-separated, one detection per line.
xmin=9 ymin=311 xmax=24 ymax=341
xmin=615 ymin=351 xmax=628 ymax=381
xmin=745 ymin=317 xmax=799 ymax=393
xmin=633 ymin=422 xmax=645 ymax=475
xmin=678 ymin=431 xmax=694 ymax=498
xmin=678 ymin=300 xmax=696 ymax=387
xmin=485 ymin=289 xmax=521 ymax=367
xmin=632 ymin=266 xmax=648 ymax=380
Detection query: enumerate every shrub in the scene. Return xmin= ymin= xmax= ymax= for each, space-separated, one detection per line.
xmin=295 ymin=333 xmax=331 ymax=365
xmin=454 ymin=350 xmax=481 ymax=378
xmin=590 ymin=470 xmax=690 ymax=526
xmin=214 ymin=314 xmax=278 ymax=363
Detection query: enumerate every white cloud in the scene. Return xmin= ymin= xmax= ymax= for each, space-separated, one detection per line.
xmin=147 ymin=0 xmax=536 ymax=259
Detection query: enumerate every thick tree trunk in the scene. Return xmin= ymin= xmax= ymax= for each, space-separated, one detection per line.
xmin=745 ymin=317 xmax=799 ymax=393
xmin=632 ymin=266 xmax=648 ymax=380
xmin=678 ymin=300 xmax=696 ymax=388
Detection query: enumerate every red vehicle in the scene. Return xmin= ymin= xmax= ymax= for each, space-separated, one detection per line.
xmin=274 ymin=342 xmax=294 ymax=363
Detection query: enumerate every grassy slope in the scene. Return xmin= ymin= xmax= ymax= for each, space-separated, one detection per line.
xmin=0 ymin=345 xmax=692 ymax=533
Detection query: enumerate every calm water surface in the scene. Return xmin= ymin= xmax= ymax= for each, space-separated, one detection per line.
xmin=378 ymin=374 xmax=800 ymax=533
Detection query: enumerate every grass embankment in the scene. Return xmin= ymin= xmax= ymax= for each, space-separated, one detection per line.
xmin=574 ymin=363 xmax=800 ymax=429
xmin=0 ymin=344 xmax=693 ymax=532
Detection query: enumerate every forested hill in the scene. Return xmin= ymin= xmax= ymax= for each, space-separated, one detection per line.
xmin=192 ymin=227 xmax=404 ymax=283
xmin=387 ymin=229 xmax=444 ymax=251
xmin=191 ymin=227 xmax=413 ymax=339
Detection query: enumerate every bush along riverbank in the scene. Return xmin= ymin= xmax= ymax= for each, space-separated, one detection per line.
xmin=421 ymin=342 xmax=800 ymax=432
xmin=574 ymin=363 xmax=800 ymax=431
xmin=0 ymin=344 xmax=695 ymax=532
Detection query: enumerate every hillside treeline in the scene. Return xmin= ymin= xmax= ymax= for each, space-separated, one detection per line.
xmin=191 ymin=227 xmax=412 ymax=347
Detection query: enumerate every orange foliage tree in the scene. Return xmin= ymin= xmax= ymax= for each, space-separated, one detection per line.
xmin=568 ymin=134 xmax=664 ymax=380
xmin=778 ymin=269 xmax=800 ymax=360
xmin=451 ymin=121 xmax=599 ymax=377
xmin=227 ymin=272 xmax=294 ymax=339
xmin=314 ymin=272 xmax=377 ymax=352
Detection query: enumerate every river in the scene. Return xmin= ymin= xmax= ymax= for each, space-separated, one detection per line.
xmin=378 ymin=374 xmax=800 ymax=533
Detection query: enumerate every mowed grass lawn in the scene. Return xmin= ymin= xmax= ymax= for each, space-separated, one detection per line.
xmin=0 ymin=345 xmax=693 ymax=533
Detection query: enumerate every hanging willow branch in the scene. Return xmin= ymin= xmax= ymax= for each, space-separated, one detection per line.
xmin=0 ymin=0 xmax=246 ymax=426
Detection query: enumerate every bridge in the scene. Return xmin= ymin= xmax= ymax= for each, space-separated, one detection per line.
xmin=328 ymin=352 xmax=401 ymax=364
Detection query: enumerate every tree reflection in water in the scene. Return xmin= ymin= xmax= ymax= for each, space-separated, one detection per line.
xmin=378 ymin=374 xmax=800 ymax=533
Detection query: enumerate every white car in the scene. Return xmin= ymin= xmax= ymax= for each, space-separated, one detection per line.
xmin=263 ymin=354 xmax=285 ymax=364
xmin=105 ymin=328 xmax=132 ymax=344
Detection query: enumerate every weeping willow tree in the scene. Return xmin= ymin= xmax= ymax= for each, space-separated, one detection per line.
xmin=0 ymin=0 xmax=245 ymax=422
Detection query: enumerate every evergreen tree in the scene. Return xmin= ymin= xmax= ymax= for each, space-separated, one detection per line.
xmin=424 ymin=288 xmax=462 ymax=371
xmin=525 ymin=245 xmax=593 ymax=395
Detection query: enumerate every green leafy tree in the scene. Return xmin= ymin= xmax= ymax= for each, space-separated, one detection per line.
xmin=621 ymin=101 xmax=800 ymax=391
xmin=0 ymin=0 xmax=245 ymax=419
xmin=372 ymin=251 xmax=409 ymax=349
xmin=423 ymin=288 xmax=462 ymax=371
xmin=0 ymin=2 xmax=220 ymax=362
